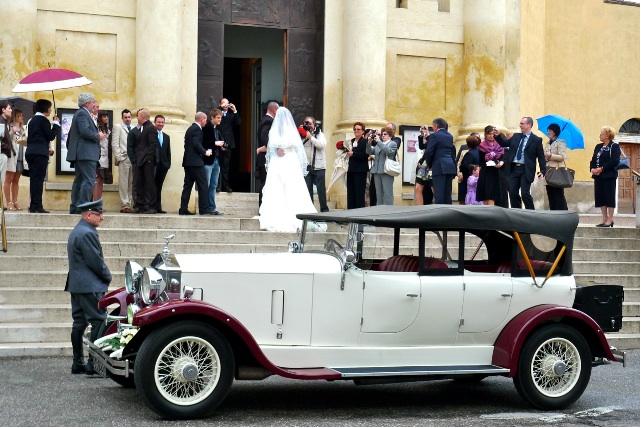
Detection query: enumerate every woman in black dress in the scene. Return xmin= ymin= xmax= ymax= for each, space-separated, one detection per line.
xmin=476 ymin=125 xmax=505 ymax=205
xmin=457 ymin=134 xmax=480 ymax=204
xmin=589 ymin=126 xmax=620 ymax=227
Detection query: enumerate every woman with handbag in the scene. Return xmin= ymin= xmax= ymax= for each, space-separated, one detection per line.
xmin=589 ymin=126 xmax=620 ymax=227
xmin=544 ymin=123 xmax=569 ymax=210
xmin=367 ymin=128 xmax=398 ymax=205
xmin=3 ymin=109 xmax=27 ymax=210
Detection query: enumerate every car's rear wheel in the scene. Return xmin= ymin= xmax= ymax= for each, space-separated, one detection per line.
xmin=134 ymin=321 xmax=234 ymax=419
xmin=514 ymin=324 xmax=591 ymax=409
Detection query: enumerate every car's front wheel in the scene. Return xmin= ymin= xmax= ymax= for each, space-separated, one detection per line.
xmin=514 ymin=324 xmax=591 ymax=409
xmin=134 ymin=321 xmax=234 ymax=419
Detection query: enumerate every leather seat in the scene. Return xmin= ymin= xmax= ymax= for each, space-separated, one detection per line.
xmin=377 ymin=255 xmax=448 ymax=272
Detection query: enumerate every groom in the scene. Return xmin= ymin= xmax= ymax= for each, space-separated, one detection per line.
xmin=256 ymin=101 xmax=279 ymax=207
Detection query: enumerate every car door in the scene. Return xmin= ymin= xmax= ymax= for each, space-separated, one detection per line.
xmin=458 ymin=273 xmax=513 ymax=333
xmin=360 ymin=271 xmax=421 ymax=333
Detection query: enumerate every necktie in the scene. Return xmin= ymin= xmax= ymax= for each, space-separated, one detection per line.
xmin=516 ymin=135 xmax=527 ymax=162
xmin=126 ymin=125 xmax=131 ymax=132
xmin=158 ymin=132 xmax=163 ymax=147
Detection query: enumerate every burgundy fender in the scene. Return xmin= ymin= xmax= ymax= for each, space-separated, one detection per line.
xmin=98 ymin=287 xmax=132 ymax=312
xmin=492 ymin=304 xmax=617 ymax=376
xmin=132 ymin=299 xmax=342 ymax=381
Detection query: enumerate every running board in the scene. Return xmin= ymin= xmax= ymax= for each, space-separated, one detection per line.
xmin=331 ymin=365 xmax=509 ymax=378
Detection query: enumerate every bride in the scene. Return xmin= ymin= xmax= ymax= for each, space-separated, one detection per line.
xmin=259 ymin=107 xmax=317 ymax=232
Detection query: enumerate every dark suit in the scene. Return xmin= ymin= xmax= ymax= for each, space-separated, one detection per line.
xmin=218 ymin=109 xmax=240 ymax=191
xmin=66 ymin=107 xmax=99 ymax=212
xmin=133 ymin=120 xmax=157 ymax=212
xmin=180 ymin=123 xmax=210 ymax=213
xmin=590 ymin=142 xmax=621 ymax=208
xmin=127 ymin=126 xmax=142 ymax=207
xmin=154 ymin=130 xmax=171 ymax=211
xmin=65 ymin=218 xmax=111 ymax=367
xmin=347 ymin=137 xmax=368 ymax=209
xmin=502 ymin=132 xmax=546 ymax=209
xmin=425 ymin=129 xmax=456 ymax=204
xmin=256 ymin=114 xmax=273 ymax=206
xmin=25 ymin=115 xmax=60 ymax=211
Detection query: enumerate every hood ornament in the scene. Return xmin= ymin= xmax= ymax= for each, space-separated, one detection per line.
xmin=162 ymin=233 xmax=176 ymax=261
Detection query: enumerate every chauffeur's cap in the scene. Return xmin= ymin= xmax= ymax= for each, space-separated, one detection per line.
xmin=77 ymin=199 xmax=103 ymax=213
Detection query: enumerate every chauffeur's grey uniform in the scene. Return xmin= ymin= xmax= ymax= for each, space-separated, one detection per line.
xmin=66 ymin=217 xmax=112 ymax=370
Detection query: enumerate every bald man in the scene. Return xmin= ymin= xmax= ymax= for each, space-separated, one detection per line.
xmin=179 ymin=112 xmax=215 ymax=215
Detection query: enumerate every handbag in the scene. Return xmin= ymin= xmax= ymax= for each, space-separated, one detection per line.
xmin=617 ymin=145 xmax=630 ymax=170
xmin=544 ymin=162 xmax=575 ymax=188
xmin=384 ymin=157 xmax=401 ymax=176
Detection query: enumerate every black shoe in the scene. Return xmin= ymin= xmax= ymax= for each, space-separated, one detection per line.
xmin=213 ymin=210 xmax=222 ymax=216
xmin=157 ymin=210 xmax=167 ymax=214
xmin=29 ymin=208 xmax=49 ymax=213
xmin=140 ymin=209 xmax=157 ymax=214
xmin=69 ymin=209 xmax=80 ymax=214
xmin=225 ymin=187 xmax=233 ymax=193
xmin=71 ymin=362 xmax=88 ymax=374
xmin=84 ymin=360 xmax=97 ymax=376
xmin=179 ymin=209 xmax=195 ymax=215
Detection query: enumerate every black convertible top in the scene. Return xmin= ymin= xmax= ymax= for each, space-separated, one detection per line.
xmin=298 ymin=205 xmax=579 ymax=243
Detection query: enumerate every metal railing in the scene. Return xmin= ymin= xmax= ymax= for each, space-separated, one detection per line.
xmin=0 ymin=177 xmax=6 ymax=252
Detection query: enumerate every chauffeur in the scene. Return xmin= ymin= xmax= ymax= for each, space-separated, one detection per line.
xmin=65 ymin=199 xmax=112 ymax=374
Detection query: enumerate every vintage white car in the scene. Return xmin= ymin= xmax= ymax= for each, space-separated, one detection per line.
xmin=87 ymin=205 xmax=626 ymax=419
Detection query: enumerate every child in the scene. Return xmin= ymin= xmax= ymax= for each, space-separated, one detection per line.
xmin=465 ymin=164 xmax=482 ymax=205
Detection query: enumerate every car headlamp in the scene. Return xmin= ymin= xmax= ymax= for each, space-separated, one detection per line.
xmin=140 ymin=267 xmax=166 ymax=305
xmin=125 ymin=261 xmax=144 ymax=294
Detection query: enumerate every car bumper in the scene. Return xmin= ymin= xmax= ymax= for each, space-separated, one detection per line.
xmin=83 ymin=336 xmax=131 ymax=378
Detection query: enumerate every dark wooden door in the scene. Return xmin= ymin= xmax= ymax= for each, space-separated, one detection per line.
xmin=197 ymin=0 xmax=324 ymax=120
xmin=618 ymin=142 xmax=639 ymax=213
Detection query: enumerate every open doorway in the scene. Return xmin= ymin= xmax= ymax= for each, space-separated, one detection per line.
xmin=223 ymin=25 xmax=285 ymax=192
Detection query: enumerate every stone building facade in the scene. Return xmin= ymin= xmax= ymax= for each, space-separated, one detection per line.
xmin=0 ymin=0 xmax=638 ymax=212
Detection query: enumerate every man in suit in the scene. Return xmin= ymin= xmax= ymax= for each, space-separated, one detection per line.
xmin=65 ymin=199 xmax=111 ymax=374
xmin=256 ymin=101 xmax=278 ymax=207
xmin=133 ymin=108 xmax=156 ymax=214
xmin=180 ymin=112 xmax=214 ymax=215
xmin=425 ymin=117 xmax=456 ymax=204
xmin=153 ymin=115 xmax=171 ymax=213
xmin=500 ymin=116 xmax=546 ymax=209
xmin=218 ymin=97 xmax=240 ymax=193
xmin=67 ymin=93 xmax=104 ymax=214
xmin=111 ymin=109 xmax=133 ymax=213
xmin=126 ymin=109 xmax=142 ymax=209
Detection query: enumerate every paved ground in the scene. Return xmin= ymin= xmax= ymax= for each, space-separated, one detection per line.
xmin=0 ymin=352 xmax=638 ymax=426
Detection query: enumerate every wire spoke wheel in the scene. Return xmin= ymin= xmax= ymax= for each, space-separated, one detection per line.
xmin=154 ymin=336 xmax=221 ymax=406
xmin=515 ymin=324 xmax=591 ymax=410
xmin=530 ymin=337 xmax=581 ymax=397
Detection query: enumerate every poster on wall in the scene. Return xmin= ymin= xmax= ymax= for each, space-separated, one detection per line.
xmin=56 ymin=108 xmax=113 ymax=178
xmin=56 ymin=108 xmax=76 ymax=175
xmin=399 ymin=125 xmax=421 ymax=185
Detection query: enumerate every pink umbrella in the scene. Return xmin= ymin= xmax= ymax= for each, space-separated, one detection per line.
xmin=12 ymin=68 xmax=92 ymax=110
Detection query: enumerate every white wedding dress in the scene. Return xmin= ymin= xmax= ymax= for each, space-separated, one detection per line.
xmin=259 ymin=107 xmax=317 ymax=232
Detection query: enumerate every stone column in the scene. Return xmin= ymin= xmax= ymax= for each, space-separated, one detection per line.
xmin=336 ymin=0 xmax=388 ymax=130
xmin=459 ymin=0 xmax=508 ymax=139
xmin=136 ymin=0 xmax=196 ymax=212
xmin=0 ymin=0 xmax=37 ymax=96
xmin=135 ymin=0 xmax=187 ymax=122
xmin=328 ymin=0 xmax=388 ymax=208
